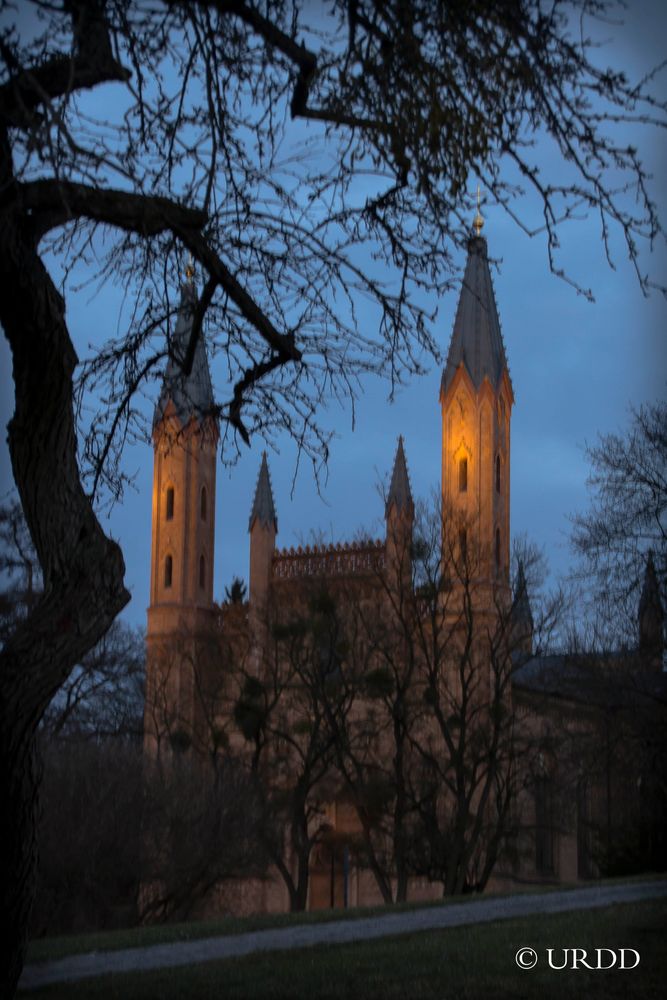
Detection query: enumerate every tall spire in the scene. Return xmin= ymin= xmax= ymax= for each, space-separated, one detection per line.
xmin=513 ymin=560 xmax=533 ymax=627
xmin=639 ymin=551 xmax=661 ymax=614
xmin=386 ymin=436 xmax=413 ymax=516
xmin=154 ymin=266 xmax=214 ymax=428
xmin=509 ymin=560 xmax=534 ymax=656
xmin=249 ymin=452 xmax=278 ymax=532
xmin=441 ymin=228 xmax=512 ymax=399
xmin=639 ymin=550 xmax=664 ymax=657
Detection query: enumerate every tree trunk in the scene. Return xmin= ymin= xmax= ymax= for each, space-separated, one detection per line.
xmin=0 ymin=727 xmax=39 ymax=996
xmin=291 ymin=848 xmax=310 ymax=912
xmin=289 ymin=801 xmax=311 ymax=912
xmin=0 ymin=208 xmax=129 ymax=995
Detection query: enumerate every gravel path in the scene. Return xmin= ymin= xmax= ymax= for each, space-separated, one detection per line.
xmin=19 ymin=878 xmax=667 ymax=991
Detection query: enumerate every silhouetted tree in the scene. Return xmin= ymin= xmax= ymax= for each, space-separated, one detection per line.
xmin=140 ymin=755 xmax=267 ymax=924
xmin=329 ymin=498 xmax=565 ymax=899
xmin=2 ymin=1 xmax=665 ymax=990
xmin=41 ymin=621 xmax=145 ymax=740
xmin=225 ymin=578 xmax=248 ymax=605
xmin=32 ymin=740 xmax=143 ymax=937
xmin=233 ymin=589 xmax=348 ymax=911
xmin=141 ymin=619 xmax=271 ymax=920
xmin=571 ymin=400 xmax=666 ymax=645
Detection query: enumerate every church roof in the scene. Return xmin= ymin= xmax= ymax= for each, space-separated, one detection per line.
xmin=386 ymin=436 xmax=414 ymax=516
xmin=154 ymin=278 xmax=215 ymax=428
xmin=513 ymin=652 xmax=667 ymax=709
xmin=249 ymin=452 xmax=278 ymax=532
xmin=441 ymin=235 xmax=512 ymax=397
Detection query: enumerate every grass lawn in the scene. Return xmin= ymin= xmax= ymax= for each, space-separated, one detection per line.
xmin=23 ymin=898 xmax=666 ymax=999
xmin=27 ymin=893 xmax=475 ymax=963
xmin=26 ymin=871 xmax=663 ymax=964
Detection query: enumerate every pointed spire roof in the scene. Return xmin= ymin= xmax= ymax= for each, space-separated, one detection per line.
xmin=513 ymin=560 xmax=534 ymax=631
xmin=441 ymin=233 xmax=512 ymax=397
xmin=249 ymin=452 xmax=278 ymax=532
xmin=154 ymin=276 xmax=215 ymax=428
xmin=639 ymin=550 xmax=663 ymax=620
xmin=386 ymin=436 xmax=414 ymax=516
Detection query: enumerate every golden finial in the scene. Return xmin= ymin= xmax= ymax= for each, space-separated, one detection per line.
xmin=473 ymin=184 xmax=484 ymax=237
xmin=185 ymin=255 xmax=195 ymax=281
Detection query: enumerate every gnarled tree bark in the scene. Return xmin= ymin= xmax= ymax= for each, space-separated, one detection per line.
xmin=0 ymin=207 xmax=130 ymax=995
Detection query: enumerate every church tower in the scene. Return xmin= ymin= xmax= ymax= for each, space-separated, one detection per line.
xmin=440 ymin=207 xmax=513 ymax=587
xmin=145 ymin=265 xmax=218 ymax=755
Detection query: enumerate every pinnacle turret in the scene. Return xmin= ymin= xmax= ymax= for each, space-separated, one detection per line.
xmin=249 ymin=452 xmax=278 ymax=532
xmin=639 ymin=550 xmax=664 ymax=658
xmin=513 ymin=561 xmax=533 ymax=628
xmin=511 ymin=560 xmax=533 ymax=656
xmin=639 ymin=551 xmax=662 ymax=615
xmin=386 ymin=436 xmax=414 ymax=516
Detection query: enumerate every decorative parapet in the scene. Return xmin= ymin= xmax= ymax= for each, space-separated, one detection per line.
xmin=272 ymin=539 xmax=385 ymax=580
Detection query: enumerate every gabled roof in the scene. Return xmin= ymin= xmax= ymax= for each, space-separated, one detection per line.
xmin=154 ymin=279 xmax=215 ymax=428
xmin=386 ymin=436 xmax=414 ymax=516
xmin=249 ymin=452 xmax=278 ymax=532
xmin=441 ymin=235 xmax=512 ymax=397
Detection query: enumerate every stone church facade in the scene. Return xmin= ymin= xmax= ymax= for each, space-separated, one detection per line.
xmin=143 ymin=222 xmax=665 ymax=915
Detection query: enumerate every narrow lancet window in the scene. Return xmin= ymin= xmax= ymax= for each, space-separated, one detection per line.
xmin=201 ymin=486 xmax=207 ymax=521
xmin=458 ymin=457 xmax=468 ymax=493
xmin=166 ymin=487 xmax=174 ymax=521
xmin=199 ymin=554 xmax=206 ymax=590
xmin=164 ymin=554 xmax=173 ymax=588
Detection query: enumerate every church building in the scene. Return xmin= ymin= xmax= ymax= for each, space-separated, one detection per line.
xmin=143 ymin=215 xmax=665 ymax=916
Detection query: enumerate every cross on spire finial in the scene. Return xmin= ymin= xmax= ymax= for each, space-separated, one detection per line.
xmin=473 ymin=184 xmax=484 ymax=237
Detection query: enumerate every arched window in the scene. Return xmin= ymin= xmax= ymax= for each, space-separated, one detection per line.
xmin=458 ymin=457 xmax=468 ymax=493
xmin=165 ymin=487 xmax=174 ymax=521
xmin=495 ymin=528 xmax=501 ymax=571
xmin=200 ymin=485 xmax=207 ymax=521
xmin=199 ymin=554 xmax=206 ymax=590
xmin=495 ymin=455 xmax=501 ymax=493
xmin=164 ymin=554 xmax=173 ymax=588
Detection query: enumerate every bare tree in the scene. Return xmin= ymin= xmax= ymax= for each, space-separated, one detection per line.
xmin=231 ymin=588 xmax=350 ymax=912
xmin=32 ymin=739 xmax=143 ymax=937
xmin=571 ymin=400 xmax=667 ymax=643
xmin=318 ymin=521 xmax=423 ymax=905
xmin=1 ymin=499 xmax=144 ymax=740
xmin=328 ymin=497 xmax=566 ymax=899
xmin=512 ymin=644 xmax=667 ymax=883
xmin=1 ymin=1 xmax=665 ymax=990
xmin=141 ymin=618 xmax=270 ymax=921
xmin=140 ymin=754 xmax=267 ymax=924
xmin=41 ymin=620 xmax=145 ymax=739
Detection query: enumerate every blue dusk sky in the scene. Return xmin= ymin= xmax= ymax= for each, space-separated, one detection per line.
xmin=1 ymin=2 xmax=665 ymax=629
